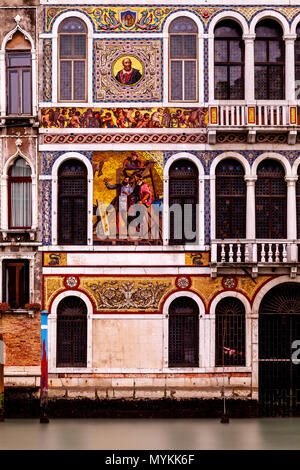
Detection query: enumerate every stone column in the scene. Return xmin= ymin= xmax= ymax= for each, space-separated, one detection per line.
xmin=284 ymin=35 xmax=297 ymax=102
xmin=286 ymin=176 xmax=298 ymax=262
xmin=243 ymin=34 xmax=256 ymax=102
xmin=245 ymin=177 xmax=257 ymax=263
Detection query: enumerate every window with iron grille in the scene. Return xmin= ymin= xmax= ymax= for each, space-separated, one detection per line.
xmin=256 ymin=160 xmax=286 ymax=239
xmin=214 ymin=20 xmax=244 ymax=100
xmin=254 ymin=20 xmax=285 ymax=100
xmin=2 ymin=260 xmax=29 ymax=309
xmin=7 ymin=51 xmax=32 ymax=115
xmin=215 ymin=297 xmax=245 ymax=367
xmin=169 ymin=297 xmax=199 ymax=367
xmin=8 ymin=158 xmax=32 ymax=229
xmin=57 ymin=296 xmax=87 ymax=367
xmin=169 ymin=159 xmax=198 ymax=245
xmin=169 ymin=17 xmax=198 ymax=102
xmin=58 ymin=159 xmax=87 ymax=245
xmin=216 ymin=159 xmax=246 ymax=239
xmin=58 ymin=18 xmax=87 ymax=102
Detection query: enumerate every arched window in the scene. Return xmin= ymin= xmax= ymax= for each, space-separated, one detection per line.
xmin=6 ymin=32 xmax=32 ymax=115
xmin=295 ymin=24 xmax=300 ymax=99
xmin=214 ymin=20 xmax=244 ymax=100
xmin=169 ymin=159 xmax=198 ymax=245
xmin=254 ymin=20 xmax=285 ymax=100
xmin=215 ymin=297 xmax=245 ymax=367
xmin=57 ymin=296 xmax=87 ymax=367
xmin=169 ymin=297 xmax=199 ymax=367
xmin=216 ymin=159 xmax=246 ymax=239
xmin=8 ymin=158 xmax=32 ymax=228
xmin=256 ymin=160 xmax=286 ymax=239
xmin=58 ymin=159 xmax=87 ymax=245
xmin=58 ymin=17 xmax=87 ymax=102
xmin=169 ymin=17 xmax=198 ymax=102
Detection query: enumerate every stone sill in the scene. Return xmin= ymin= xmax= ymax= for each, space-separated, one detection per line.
xmin=0 ymin=309 xmax=36 ymax=318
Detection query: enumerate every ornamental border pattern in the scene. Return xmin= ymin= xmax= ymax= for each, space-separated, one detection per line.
xmin=42 ymin=151 xmax=93 ymax=175
xmin=44 ymin=5 xmax=300 ymax=33
xmin=42 ymin=39 xmax=52 ymax=102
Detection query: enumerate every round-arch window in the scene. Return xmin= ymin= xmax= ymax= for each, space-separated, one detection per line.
xmin=254 ymin=20 xmax=284 ymax=100
xmin=214 ymin=20 xmax=244 ymax=100
xmin=169 ymin=159 xmax=198 ymax=245
xmin=58 ymin=159 xmax=88 ymax=245
xmin=8 ymin=158 xmax=32 ymax=228
xmin=256 ymin=160 xmax=286 ymax=239
xmin=169 ymin=17 xmax=198 ymax=102
xmin=168 ymin=296 xmax=199 ymax=367
xmin=57 ymin=296 xmax=87 ymax=367
xmin=58 ymin=17 xmax=87 ymax=101
xmin=215 ymin=297 xmax=245 ymax=366
xmin=216 ymin=159 xmax=246 ymax=239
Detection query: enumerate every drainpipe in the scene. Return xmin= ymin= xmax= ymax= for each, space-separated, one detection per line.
xmin=40 ymin=310 xmax=49 ymax=423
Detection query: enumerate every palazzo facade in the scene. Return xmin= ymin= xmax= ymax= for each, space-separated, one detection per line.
xmin=3 ymin=0 xmax=300 ymax=413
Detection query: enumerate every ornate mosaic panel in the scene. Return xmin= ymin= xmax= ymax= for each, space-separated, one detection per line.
xmin=41 ymin=107 xmax=208 ymax=129
xmin=93 ymin=39 xmax=162 ymax=102
xmin=42 ymin=39 xmax=52 ymax=102
xmin=44 ymin=6 xmax=300 ymax=33
xmin=42 ymin=181 xmax=52 ymax=246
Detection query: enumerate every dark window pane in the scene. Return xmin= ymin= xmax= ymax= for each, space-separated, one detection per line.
xmin=3 ymin=261 xmax=29 ymax=309
xmin=269 ymin=40 xmax=283 ymax=62
xmin=60 ymin=35 xmax=72 ymax=57
xmin=215 ymin=20 xmax=243 ymax=38
xmin=230 ymin=40 xmax=242 ymax=62
xmin=256 ymin=20 xmax=282 ymax=38
xmin=8 ymin=70 xmax=19 ymax=114
xmin=60 ymin=61 xmax=72 ymax=100
xmin=74 ymin=35 xmax=86 ymax=58
xmin=296 ymin=40 xmax=300 ymax=63
xmin=22 ymin=69 xmax=31 ymax=114
xmin=184 ymin=61 xmax=196 ymax=101
xmin=170 ymin=35 xmax=182 ymax=58
xmin=73 ymin=61 xmax=85 ymax=100
xmin=183 ymin=35 xmax=196 ymax=58
xmin=8 ymin=53 xmax=31 ymax=67
xmin=229 ymin=66 xmax=243 ymax=99
xmin=255 ymin=40 xmax=267 ymax=62
xmin=215 ymin=40 xmax=227 ymax=62
xmin=255 ymin=66 xmax=268 ymax=100
xmin=269 ymin=65 xmax=284 ymax=99
xmin=170 ymin=61 xmax=183 ymax=101
xmin=215 ymin=66 xmax=228 ymax=99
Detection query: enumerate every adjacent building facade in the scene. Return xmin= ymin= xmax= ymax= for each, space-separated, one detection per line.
xmin=2 ymin=0 xmax=300 ymax=415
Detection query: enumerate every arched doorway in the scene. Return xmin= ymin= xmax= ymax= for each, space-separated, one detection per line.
xmin=56 ymin=296 xmax=87 ymax=367
xmin=259 ymin=283 xmax=300 ymax=416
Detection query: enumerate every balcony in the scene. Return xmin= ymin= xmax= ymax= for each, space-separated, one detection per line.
xmin=211 ymin=240 xmax=299 ymax=278
xmin=208 ymin=104 xmax=297 ymax=144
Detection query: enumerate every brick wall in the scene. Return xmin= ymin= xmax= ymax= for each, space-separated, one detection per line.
xmin=0 ymin=313 xmax=40 ymax=366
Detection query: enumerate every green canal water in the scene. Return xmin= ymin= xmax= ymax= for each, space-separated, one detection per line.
xmin=0 ymin=418 xmax=300 ymax=449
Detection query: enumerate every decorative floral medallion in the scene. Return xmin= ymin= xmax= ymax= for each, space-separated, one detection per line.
xmin=222 ymin=276 xmax=237 ymax=290
xmin=176 ymin=276 xmax=191 ymax=289
xmin=65 ymin=276 xmax=79 ymax=289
